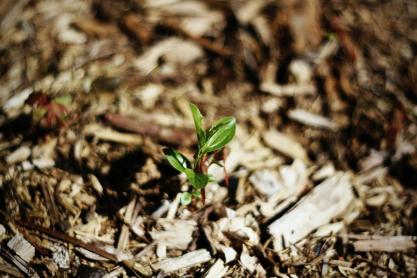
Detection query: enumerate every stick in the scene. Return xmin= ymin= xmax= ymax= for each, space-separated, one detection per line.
xmin=16 ymin=221 xmax=117 ymax=262
xmin=105 ymin=113 xmax=195 ymax=146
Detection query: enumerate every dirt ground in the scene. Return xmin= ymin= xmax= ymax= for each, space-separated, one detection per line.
xmin=0 ymin=0 xmax=416 ymax=277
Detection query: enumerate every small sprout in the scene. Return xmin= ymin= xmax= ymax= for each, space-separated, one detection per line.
xmin=25 ymin=92 xmax=73 ymax=130
xmin=164 ymin=103 xmax=236 ymax=205
xmin=180 ymin=192 xmax=192 ymax=205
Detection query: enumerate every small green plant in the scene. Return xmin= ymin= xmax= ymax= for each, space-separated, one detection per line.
xmin=164 ymin=103 xmax=236 ymax=205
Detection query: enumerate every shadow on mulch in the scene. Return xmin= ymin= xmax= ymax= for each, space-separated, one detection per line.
xmin=53 ymin=143 xmax=184 ymax=217
xmin=0 ymin=113 xmax=33 ymax=139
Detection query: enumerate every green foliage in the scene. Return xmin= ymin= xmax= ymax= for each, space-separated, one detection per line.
xmin=189 ymin=103 xmax=206 ymax=149
xmin=163 ymin=148 xmax=190 ymax=172
xmin=202 ymin=116 xmax=236 ymax=154
xmin=164 ymin=103 xmax=236 ymax=205
xmin=52 ymin=95 xmax=72 ymax=106
xmin=180 ymin=192 xmax=192 ymax=205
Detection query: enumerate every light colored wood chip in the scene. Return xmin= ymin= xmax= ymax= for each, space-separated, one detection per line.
xmin=88 ymin=174 xmax=104 ymax=195
xmin=0 ymin=224 xmax=5 ymax=237
xmin=288 ymin=109 xmax=338 ymax=130
xmin=353 ymin=236 xmax=416 ymax=252
xmin=117 ymin=197 xmax=137 ymax=250
xmin=134 ymin=37 xmax=203 ymax=74
xmin=268 ymin=173 xmax=354 ymax=250
xmin=150 ymin=218 xmax=197 ymax=250
xmin=260 ymin=82 xmax=316 ymax=97
xmin=263 ymin=129 xmax=309 ymax=163
xmin=52 ymin=244 xmax=70 ymax=269
xmin=152 ymin=249 xmax=211 ymax=274
xmin=258 ymin=160 xmax=308 ymax=219
xmin=83 ymin=124 xmax=142 ymax=145
xmin=7 ymin=235 xmax=35 ymax=263
xmin=251 ymin=159 xmax=307 ymax=200
xmin=6 ymin=146 xmax=31 ymax=164
xmin=312 ymin=164 xmax=335 ymax=181
xmin=314 ymin=222 xmax=345 ymax=237
xmin=151 ymin=200 xmax=170 ymax=219
xmin=166 ymin=193 xmax=180 ymax=220
xmin=32 ymin=158 xmax=55 ymax=169
xmin=235 ymin=0 xmax=269 ymax=24
xmin=217 ymin=216 xmax=259 ymax=245
xmin=3 ymin=88 xmax=32 ymax=111
xmin=365 ymin=192 xmax=388 ymax=207
xmin=289 ymin=59 xmax=313 ymax=84
xmin=204 ymin=259 xmax=227 ymax=278
xmin=215 ymin=244 xmax=237 ymax=264
xmin=134 ymin=84 xmax=164 ymax=110
xmin=156 ymin=243 xmax=167 ymax=259
xmin=240 ymin=246 xmax=258 ymax=273
xmin=250 ymin=170 xmax=282 ymax=197
xmin=355 ymin=166 xmax=388 ymax=185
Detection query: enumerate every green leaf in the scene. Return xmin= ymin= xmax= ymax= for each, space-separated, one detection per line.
xmin=189 ymin=103 xmax=206 ymax=148
xmin=180 ymin=192 xmax=192 ymax=205
xmin=184 ymin=168 xmax=195 ymax=182
xmin=207 ymin=174 xmax=216 ymax=182
xmin=193 ymin=173 xmax=209 ymax=189
xmin=184 ymin=169 xmax=209 ymax=189
xmin=163 ymin=148 xmax=190 ymax=173
xmin=52 ymin=95 xmax=72 ymax=106
xmin=192 ymin=190 xmax=201 ymax=198
xmin=202 ymin=117 xmax=236 ymax=153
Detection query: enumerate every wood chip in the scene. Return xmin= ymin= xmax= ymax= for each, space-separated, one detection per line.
xmin=104 ymin=113 xmax=195 ymax=146
xmin=249 ymin=170 xmax=282 ymax=197
xmin=312 ymin=164 xmax=336 ymax=181
xmin=288 ymin=109 xmax=338 ymax=130
xmin=52 ymin=244 xmax=70 ymax=269
xmin=263 ymin=130 xmax=309 ymax=163
xmin=287 ymin=0 xmax=322 ymax=53
xmin=32 ymin=158 xmax=55 ymax=169
xmin=150 ymin=219 xmax=197 ymax=250
xmin=88 ymin=174 xmax=104 ymax=195
xmin=268 ymin=173 xmax=354 ymax=250
xmin=250 ymin=159 xmax=307 ymax=199
xmin=7 ymin=235 xmax=35 ymax=263
xmin=83 ymin=124 xmax=143 ymax=145
xmin=6 ymin=146 xmax=31 ymax=164
xmin=353 ymin=236 xmax=416 ymax=252
xmin=0 ymin=258 xmax=24 ymax=278
xmin=217 ymin=216 xmax=259 ymax=246
xmin=3 ymin=88 xmax=32 ymax=111
xmin=134 ymin=37 xmax=203 ymax=74
xmin=0 ymin=245 xmax=38 ymax=277
xmin=260 ymin=82 xmax=316 ymax=97
xmin=235 ymin=0 xmax=269 ymax=24
xmin=117 ymin=196 xmax=137 ymax=250
xmin=204 ymin=259 xmax=227 ymax=278
xmin=215 ymin=244 xmax=237 ymax=264
xmin=152 ymin=249 xmax=211 ymax=274
xmin=239 ymin=245 xmax=257 ymax=273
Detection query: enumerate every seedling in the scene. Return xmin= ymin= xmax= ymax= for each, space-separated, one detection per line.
xmin=25 ymin=92 xmax=73 ymax=130
xmin=164 ymin=103 xmax=236 ymax=205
